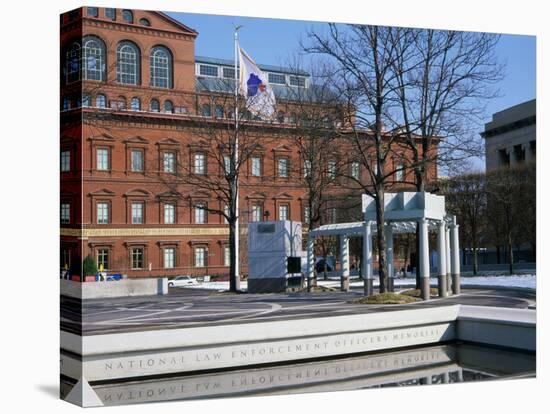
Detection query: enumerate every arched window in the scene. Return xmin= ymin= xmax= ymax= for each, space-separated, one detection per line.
xmin=201 ymin=104 xmax=211 ymax=117
xmin=82 ymin=94 xmax=91 ymax=107
xmin=215 ymin=105 xmax=224 ymax=119
xmin=95 ymin=94 xmax=106 ymax=108
xmin=164 ymin=100 xmax=173 ymax=113
xmin=116 ymin=41 xmax=140 ymax=85
xmin=65 ymin=42 xmax=81 ymax=83
xmin=139 ymin=18 xmax=150 ymax=26
xmin=82 ymin=36 xmax=106 ymax=81
xmin=131 ymin=97 xmax=141 ymax=111
xmin=150 ymin=99 xmax=160 ymax=112
xmin=122 ymin=10 xmax=133 ymax=23
xmin=150 ymin=46 xmax=173 ymax=88
xmin=277 ymin=111 xmax=285 ymax=123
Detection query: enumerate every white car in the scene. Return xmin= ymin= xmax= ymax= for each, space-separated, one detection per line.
xmin=168 ymin=275 xmax=198 ymax=288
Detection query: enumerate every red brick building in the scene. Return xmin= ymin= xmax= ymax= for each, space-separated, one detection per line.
xmin=60 ymin=7 xmax=436 ymax=280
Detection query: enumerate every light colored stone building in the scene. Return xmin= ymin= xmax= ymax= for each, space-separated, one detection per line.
xmin=482 ymin=99 xmax=536 ymax=170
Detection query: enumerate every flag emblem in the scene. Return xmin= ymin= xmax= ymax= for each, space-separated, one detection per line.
xmin=238 ymin=47 xmax=276 ymax=119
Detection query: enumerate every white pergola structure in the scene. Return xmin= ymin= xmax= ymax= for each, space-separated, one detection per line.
xmin=307 ymin=192 xmax=461 ymax=300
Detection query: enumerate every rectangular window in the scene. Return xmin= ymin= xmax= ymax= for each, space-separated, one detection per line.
xmin=132 ymin=203 xmax=144 ymax=224
xmin=223 ymin=155 xmax=231 ymax=175
xmin=131 ymin=248 xmax=143 ymax=269
xmin=251 ymin=157 xmax=262 ymax=177
xmin=105 ymin=8 xmax=116 ymax=20
xmin=279 ymin=204 xmax=289 ymax=221
xmin=195 ymin=247 xmax=206 ymax=267
xmin=223 ymin=204 xmax=230 ymax=224
xmin=351 ymin=162 xmax=360 ymax=180
xmin=304 ymin=206 xmax=311 ymax=225
xmin=61 ymin=203 xmax=70 ymax=224
xmin=328 ymin=161 xmax=336 ymax=179
xmin=174 ymin=106 xmax=187 ymax=114
xmin=304 ymin=160 xmax=312 ymax=178
xmin=224 ymin=246 xmax=230 ymax=267
xmin=163 ymin=152 xmax=175 ymax=173
xmin=96 ymin=148 xmax=109 ymax=171
xmin=277 ymin=158 xmax=288 ymax=178
xmin=268 ymin=73 xmax=286 ymax=85
xmin=199 ymin=64 xmax=219 ymax=77
xmin=328 ymin=208 xmax=337 ymax=224
xmin=195 ymin=203 xmax=206 ymax=224
xmin=61 ymin=150 xmax=70 ymax=172
xmin=289 ymin=75 xmax=306 ymax=87
xmin=87 ymin=7 xmax=98 ymax=17
xmin=164 ymin=248 xmax=175 ymax=269
xmin=222 ymin=67 xmax=235 ymax=79
xmin=131 ymin=150 xmax=144 ymax=172
xmin=163 ymin=203 xmax=175 ymax=224
xmin=194 ymin=153 xmax=205 ymax=174
xmin=97 ymin=202 xmax=109 ymax=224
xmin=395 ymin=164 xmax=403 ymax=181
xmin=97 ymin=249 xmax=109 ymax=270
xmin=251 ymin=204 xmax=262 ymax=222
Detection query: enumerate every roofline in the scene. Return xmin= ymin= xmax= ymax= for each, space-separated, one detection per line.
xmin=154 ymin=11 xmax=199 ymax=36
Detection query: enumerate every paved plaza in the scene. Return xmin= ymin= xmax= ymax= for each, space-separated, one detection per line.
xmin=60 ymin=286 xmax=535 ymax=335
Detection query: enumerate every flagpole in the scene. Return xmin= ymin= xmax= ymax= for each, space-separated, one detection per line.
xmin=233 ymin=24 xmax=242 ymax=291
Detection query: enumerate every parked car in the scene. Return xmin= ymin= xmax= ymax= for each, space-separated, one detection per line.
xmin=168 ymin=275 xmax=199 ymax=287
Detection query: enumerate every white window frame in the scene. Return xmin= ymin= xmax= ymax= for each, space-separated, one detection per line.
xmin=328 ymin=161 xmax=337 ymax=179
xmin=131 ymin=150 xmax=144 ymax=172
xmin=195 ymin=203 xmax=206 ymax=224
xmin=96 ymin=148 xmax=109 ymax=171
xmin=251 ymin=204 xmax=262 ymax=222
xmin=251 ymin=156 xmax=262 ymax=177
xmin=163 ymin=151 xmax=175 ymax=173
xmin=164 ymin=248 xmax=175 ymax=269
xmin=278 ymin=157 xmax=288 ymax=178
xmin=351 ymin=161 xmax=360 ymax=180
xmin=279 ymin=204 xmax=289 ymax=221
xmin=131 ymin=248 xmax=144 ymax=269
xmin=61 ymin=150 xmax=71 ymax=172
xmin=164 ymin=203 xmax=175 ymax=224
xmin=195 ymin=247 xmax=207 ymax=267
xmin=304 ymin=160 xmax=312 ymax=178
xmin=97 ymin=202 xmax=109 ymax=224
xmin=395 ymin=164 xmax=404 ymax=181
xmin=61 ymin=203 xmax=70 ymax=224
xmin=131 ymin=202 xmax=144 ymax=224
xmin=194 ymin=153 xmax=206 ymax=175
xmin=223 ymin=246 xmax=230 ymax=267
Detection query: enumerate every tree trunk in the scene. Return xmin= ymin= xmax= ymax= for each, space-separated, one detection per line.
xmin=375 ymin=189 xmax=387 ymax=294
xmin=229 ymin=220 xmax=238 ymax=292
xmin=496 ymin=245 xmax=501 ymax=264
xmin=415 ymin=226 xmax=421 ymax=288
xmin=507 ymin=233 xmax=514 ymax=275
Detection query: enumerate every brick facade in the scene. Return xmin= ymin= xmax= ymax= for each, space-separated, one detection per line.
xmin=60 ymin=7 xmax=436 ymax=279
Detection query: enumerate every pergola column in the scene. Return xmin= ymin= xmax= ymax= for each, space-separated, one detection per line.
xmin=363 ymin=221 xmax=374 ymax=296
xmin=451 ymin=220 xmax=461 ymax=294
xmin=437 ymin=221 xmax=448 ymax=297
xmin=419 ymin=218 xmax=430 ymax=301
xmin=445 ymin=225 xmax=452 ymax=295
xmin=385 ymin=224 xmax=394 ymax=292
xmin=340 ymin=235 xmax=350 ymax=292
xmin=306 ymin=236 xmax=315 ymax=291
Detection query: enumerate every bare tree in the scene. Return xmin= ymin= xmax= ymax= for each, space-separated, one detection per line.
xmin=486 ymin=164 xmax=535 ymax=274
xmin=152 ymin=86 xmax=280 ymax=291
xmin=442 ymin=173 xmax=487 ymax=275
xmin=304 ymin=24 xmax=410 ymax=293
xmin=389 ymin=28 xmax=503 ymax=286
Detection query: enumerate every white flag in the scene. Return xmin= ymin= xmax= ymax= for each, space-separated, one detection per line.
xmin=238 ymin=47 xmax=276 ymax=119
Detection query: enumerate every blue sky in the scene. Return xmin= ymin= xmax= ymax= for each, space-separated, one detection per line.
xmin=167 ymin=10 xmax=536 ymax=130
